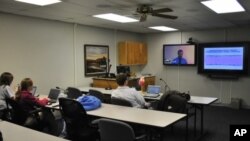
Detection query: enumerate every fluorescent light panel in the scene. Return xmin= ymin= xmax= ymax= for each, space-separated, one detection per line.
xmin=149 ymin=26 xmax=178 ymax=31
xmin=15 ymin=0 xmax=61 ymax=6
xmin=201 ymin=0 xmax=245 ymax=14
xmin=93 ymin=13 xmax=138 ymax=23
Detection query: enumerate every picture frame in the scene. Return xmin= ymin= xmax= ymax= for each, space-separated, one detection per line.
xmin=84 ymin=44 xmax=109 ymax=76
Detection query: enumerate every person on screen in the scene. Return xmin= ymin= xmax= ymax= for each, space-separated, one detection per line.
xmin=172 ymin=49 xmax=188 ymax=65
xmin=111 ymin=74 xmax=149 ymax=108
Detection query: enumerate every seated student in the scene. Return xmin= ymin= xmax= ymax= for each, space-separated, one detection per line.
xmin=0 ymin=72 xmax=15 ymax=119
xmin=111 ymin=74 xmax=149 ymax=108
xmin=15 ymin=78 xmax=49 ymax=111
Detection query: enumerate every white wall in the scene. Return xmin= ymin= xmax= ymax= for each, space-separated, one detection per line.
xmin=0 ymin=13 xmax=143 ymax=95
xmin=1 ymin=12 xmax=250 ymax=108
xmin=143 ymin=27 xmax=250 ymax=108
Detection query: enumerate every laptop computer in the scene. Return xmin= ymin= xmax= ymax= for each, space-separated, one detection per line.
xmin=48 ymin=88 xmax=60 ymax=103
xmin=31 ymin=86 xmax=38 ymax=96
xmin=144 ymin=85 xmax=161 ymax=98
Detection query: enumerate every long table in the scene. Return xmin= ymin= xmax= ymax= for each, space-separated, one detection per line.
xmin=0 ymin=121 xmax=68 ymax=141
xmin=87 ymin=103 xmax=186 ymax=128
xmin=78 ymin=86 xmax=218 ymax=137
xmin=46 ymin=102 xmax=186 ymax=140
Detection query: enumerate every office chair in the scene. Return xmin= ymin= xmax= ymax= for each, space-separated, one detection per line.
xmin=111 ymin=97 xmax=132 ymax=107
xmin=66 ymin=87 xmax=82 ymax=99
xmin=156 ymin=91 xmax=189 ymax=140
xmin=59 ymin=98 xmax=99 ymax=141
xmin=5 ymin=98 xmax=41 ymax=129
xmin=157 ymin=91 xmax=188 ymax=113
xmin=98 ymin=118 xmax=146 ymax=141
xmin=89 ymin=89 xmax=104 ymax=102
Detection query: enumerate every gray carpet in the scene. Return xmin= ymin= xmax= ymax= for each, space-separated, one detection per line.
xmin=161 ymin=106 xmax=250 ymax=141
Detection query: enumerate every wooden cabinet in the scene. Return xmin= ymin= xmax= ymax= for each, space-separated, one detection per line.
xmin=118 ymin=41 xmax=147 ymax=65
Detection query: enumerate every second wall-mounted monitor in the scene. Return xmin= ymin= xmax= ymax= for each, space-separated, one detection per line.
xmin=197 ymin=42 xmax=249 ymax=76
xmin=163 ymin=44 xmax=196 ymax=66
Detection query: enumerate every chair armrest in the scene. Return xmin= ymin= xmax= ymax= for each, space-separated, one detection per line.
xmin=28 ymin=108 xmax=42 ymax=115
xmin=135 ymin=134 xmax=147 ymax=141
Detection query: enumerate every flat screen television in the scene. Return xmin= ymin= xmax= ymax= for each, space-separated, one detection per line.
xmin=197 ymin=42 xmax=249 ymax=76
xmin=163 ymin=44 xmax=196 ymax=66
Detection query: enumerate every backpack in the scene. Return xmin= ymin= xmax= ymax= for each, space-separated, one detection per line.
xmin=77 ymin=95 xmax=101 ymax=111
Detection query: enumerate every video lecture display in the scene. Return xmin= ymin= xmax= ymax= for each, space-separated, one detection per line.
xmin=204 ymin=47 xmax=244 ymax=70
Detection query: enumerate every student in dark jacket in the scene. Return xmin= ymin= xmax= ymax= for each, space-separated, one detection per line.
xmin=15 ymin=78 xmax=48 ymax=112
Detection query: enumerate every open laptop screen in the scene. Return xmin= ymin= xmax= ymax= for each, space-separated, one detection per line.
xmin=147 ymin=85 xmax=161 ymax=94
xmin=48 ymin=88 xmax=60 ymax=101
xmin=31 ymin=86 xmax=37 ymax=96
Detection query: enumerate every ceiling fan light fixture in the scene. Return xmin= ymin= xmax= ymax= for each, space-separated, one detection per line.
xmin=201 ymin=0 xmax=245 ymax=14
xmin=93 ymin=13 xmax=139 ymax=23
xmin=15 ymin=0 xmax=61 ymax=6
xmin=149 ymin=26 xmax=178 ymax=32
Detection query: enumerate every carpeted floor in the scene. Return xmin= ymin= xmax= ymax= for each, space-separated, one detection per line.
xmin=160 ymin=106 xmax=250 ymax=141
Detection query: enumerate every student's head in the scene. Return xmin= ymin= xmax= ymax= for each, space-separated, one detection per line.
xmin=116 ymin=74 xmax=128 ymax=86
xmin=20 ymin=78 xmax=33 ymax=91
xmin=177 ymin=49 xmax=183 ymax=58
xmin=0 ymin=72 xmax=14 ymax=86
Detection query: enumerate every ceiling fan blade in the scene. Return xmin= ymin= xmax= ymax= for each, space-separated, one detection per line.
xmin=152 ymin=13 xmax=177 ymax=19
xmin=152 ymin=8 xmax=173 ymax=13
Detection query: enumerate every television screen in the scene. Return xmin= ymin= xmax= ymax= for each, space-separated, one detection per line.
xmin=163 ymin=44 xmax=196 ymax=66
xmin=198 ymin=42 xmax=249 ymax=76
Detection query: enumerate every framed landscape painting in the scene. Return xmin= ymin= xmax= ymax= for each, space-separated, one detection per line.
xmin=84 ymin=44 xmax=109 ymax=76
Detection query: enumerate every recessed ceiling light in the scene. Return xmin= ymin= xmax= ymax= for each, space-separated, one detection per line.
xmin=149 ymin=26 xmax=178 ymax=32
xmin=93 ymin=13 xmax=138 ymax=23
xmin=201 ymin=0 xmax=245 ymax=14
xmin=15 ymin=0 xmax=61 ymax=6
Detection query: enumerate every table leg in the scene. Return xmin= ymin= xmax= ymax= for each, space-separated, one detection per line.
xmin=200 ymin=105 xmax=204 ymax=135
xmin=194 ymin=105 xmax=197 ymax=136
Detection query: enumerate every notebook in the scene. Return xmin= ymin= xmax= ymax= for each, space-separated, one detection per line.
xmin=144 ymin=85 xmax=161 ymax=98
xmin=47 ymin=88 xmax=60 ymax=103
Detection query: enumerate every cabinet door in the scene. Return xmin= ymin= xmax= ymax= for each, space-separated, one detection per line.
xmin=118 ymin=42 xmax=128 ymax=65
xmin=138 ymin=43 xmax=147 ymax=64
xmin=127 ymin=42 xmax=137 ymax=64
xmin=118 ymin=41 xmax=148 ymax=65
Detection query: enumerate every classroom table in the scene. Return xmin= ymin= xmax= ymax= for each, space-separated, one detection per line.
xmin=0 ymin=121 xmax=68 ymax=141
xmin=78 ymin=86 xmax=218 ymax=136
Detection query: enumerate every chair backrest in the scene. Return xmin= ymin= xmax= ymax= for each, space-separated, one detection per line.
xmin=157 ymin=91 xmax=187 ymax=113
xmin=111 ymin=97 xmax=132 ymax=107
xmin=98 ymin=118 xmax=135 ymax=141
xmin=5 ymin=98 xmax=29 ymax=124
xmin=58 ymin=98 xmax=89 ymax=137
xmin=89 ymin=89 xmax=104 ymax=102
xmin=66 ymin=87 xmax=82 ymax=99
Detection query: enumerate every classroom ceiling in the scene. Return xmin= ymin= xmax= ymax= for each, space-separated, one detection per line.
xmin=0 ymin=0 xmax=250 ymax=33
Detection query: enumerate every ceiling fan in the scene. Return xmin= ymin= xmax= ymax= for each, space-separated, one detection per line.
xmin=135 ymin=5 xmax=177 ymax=22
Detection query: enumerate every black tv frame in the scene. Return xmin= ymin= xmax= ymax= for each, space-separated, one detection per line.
xmin=197 ymin=42 xmax=249 ymax=77
xmin=163 ymin=44 xmax=197 ymax=66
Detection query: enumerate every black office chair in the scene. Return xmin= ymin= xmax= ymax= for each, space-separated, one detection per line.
xmin=98 ymin=118 xmax=146 ymax=141
xmin=66 ymin=87 xmax=82 ymax=99
xmin=157 ymin=91 xmax=188 ymax=113
xmin=5 ymin=98 xmax=41 ymax=129
xmin=156 ymin=91 xmax=189 ymax=140
xmin=89 ymin=89 xmax=104 ymax=102
xmin=111 ymin=97 xmax=132 ymax=107
xmin=59 ymin=98 xmax=99 ymax=141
